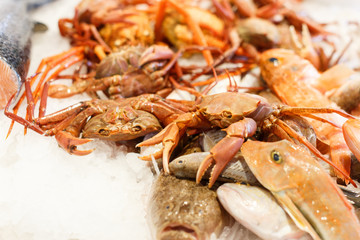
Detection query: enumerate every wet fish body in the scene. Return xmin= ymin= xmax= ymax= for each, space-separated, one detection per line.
xmin=148 ymin=173 xmax=228 ymax=240
xmin=169 ymin=152 xmax=259 ymax=185
xmin=0 ymin=0 xmax=55 ymax=109
xmin=0 ymin=0 xmax=32 ymax=108
xmin=217 ymin=183 xmax=311 ymax=240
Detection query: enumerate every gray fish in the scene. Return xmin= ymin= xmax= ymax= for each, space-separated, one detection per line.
xmin=0 ymin=0 xmax=54 ymax=109
xmin=148 ymin=173 xmax=229 ymax=240
xmin=169 ymin=152 xmax=259 ymax=185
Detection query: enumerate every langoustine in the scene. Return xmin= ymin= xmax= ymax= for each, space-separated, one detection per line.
xmin=259 ymin=48 xmax=360 ymax=182
xmin=241 ymin=139 xmax=360 ymax=240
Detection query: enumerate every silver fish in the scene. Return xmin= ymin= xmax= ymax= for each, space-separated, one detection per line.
xmin=0 ymin=0 xmax=53 ymax=109
xmin=148 ymin=173 xmax=229 ymax=240
xmin=217 ymin=183 xmax=311 ymax=240
xmin=0 ymin=0 xmax=31 ymax=108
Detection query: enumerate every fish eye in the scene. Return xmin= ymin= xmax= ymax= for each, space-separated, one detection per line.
xmin=271 ymin=150 xmax=282 ymax=164
xmin=178 ymin=160 xmax=183 ymax=164
xmin=268 ymin=57 xmax=279 ymax=66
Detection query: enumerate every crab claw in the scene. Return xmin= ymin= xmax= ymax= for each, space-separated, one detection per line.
xmin=196 ymin=136 xmax=245 ymax=188
xmin=139 ymin=45 xmax=174 ymax=67
xmin=138 ymin=122 xmax=185 ymax=173
xmin=197 ymin=118 xmax=257 ymax=187
xmin=55 ymin=131 xmax=94 ymax=156
xmin=343 ymin=119 xmax=360 ymax=162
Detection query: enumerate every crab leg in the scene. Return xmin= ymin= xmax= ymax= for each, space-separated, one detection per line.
xmin=155 ymin=0 xmax=214 ymax=65
xmin=196 ymin=118 xmax=257 ymax=187
xmin=138 ymin=112 xmax=210 ymax=172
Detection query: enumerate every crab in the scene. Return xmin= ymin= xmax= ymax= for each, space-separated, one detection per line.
xmin=137 ymin=91 xmax=358 ymax=187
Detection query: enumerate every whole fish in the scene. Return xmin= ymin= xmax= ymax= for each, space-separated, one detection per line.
xmin=169 ymin=152 xmax=259 ymax=185
xmin=217 ymin=183 xmax=311 ymax=240
xmin=147 ymin=173 xmax=229 ymax=240
xmin=241 ymin=139 xmax=360 ymax=240
xmin=0 ymin=0 xmax=53 ymax=109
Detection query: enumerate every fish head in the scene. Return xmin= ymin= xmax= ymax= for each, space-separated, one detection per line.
xmin=149 ymin=174 xmax=227 ymax=240
xmin=169 ymin=152 xmax=209 ymax=178
xmin=241 ymin=139 xmax=313 ymax=192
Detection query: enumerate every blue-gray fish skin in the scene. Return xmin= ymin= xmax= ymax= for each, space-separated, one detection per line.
xmin=0 ymin=0 xmax=32 ymax=108
xmin=25 ymin=0 xmax=57 ymax=10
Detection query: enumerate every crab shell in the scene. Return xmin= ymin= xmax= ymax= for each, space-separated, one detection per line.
xmin=197 ymin=92 xmax=273 ymax=128
xmin=82 ymin=108 xmax=162 ymax=141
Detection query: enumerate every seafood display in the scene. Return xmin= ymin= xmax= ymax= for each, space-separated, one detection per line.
xmin=139 ymin=91 xmax=356 ymax=187
xmin=3 ymin=0 xmax=360 ymax=239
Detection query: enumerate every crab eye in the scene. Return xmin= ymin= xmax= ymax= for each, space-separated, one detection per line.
xmin=99 ymin=129 xmax=110 ymax=136
xmin=132 ymin=125 xmax=142 ymax=132
xmin=222 ymin=111 xmax=232 ymax=118
xmin=271 ymin=150 xmax=282 ymax=163
xmin=268 ymin=57 xmax=279 ymax=66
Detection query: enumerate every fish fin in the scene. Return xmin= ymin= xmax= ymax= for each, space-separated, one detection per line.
xmin=272 ymin=191 xmax=321 ymax=240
